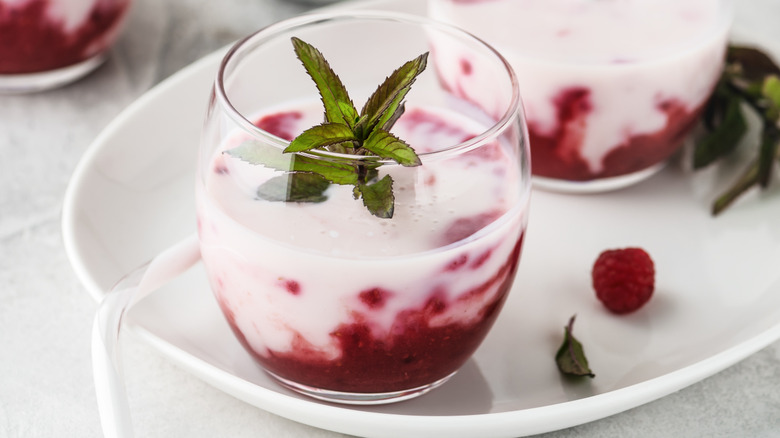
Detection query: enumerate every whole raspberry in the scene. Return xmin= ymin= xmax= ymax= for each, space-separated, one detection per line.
xmin=592 ymin=247 xmax=655 ymax=314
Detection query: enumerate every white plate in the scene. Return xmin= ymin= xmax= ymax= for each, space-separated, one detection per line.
xmin=62 ymin=0 xmax=780 ymax=437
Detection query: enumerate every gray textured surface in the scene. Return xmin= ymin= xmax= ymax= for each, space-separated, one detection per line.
xmin=1 ymin=0 xmax=779 ymax=437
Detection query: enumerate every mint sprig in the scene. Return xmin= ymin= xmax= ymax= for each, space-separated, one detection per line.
xmin=228 ymin=37 xmax=427 ymax=219
xmin=694 ymin=46 xmax=780 ymax=215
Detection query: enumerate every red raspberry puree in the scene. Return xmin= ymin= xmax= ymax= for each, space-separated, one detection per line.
xmin=529 ymin=87 xmax=704 ymax=181
xmin=217 ymin=235 xmax=525 ymax=393
xmin=0 ymin=0 xmax=130 ymax=74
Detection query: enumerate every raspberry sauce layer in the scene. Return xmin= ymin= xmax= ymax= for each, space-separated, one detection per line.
xmin=218 ymin=235 xmax=523 ymax=393
xmin=529 ymin=90 xmax=704 ymax=180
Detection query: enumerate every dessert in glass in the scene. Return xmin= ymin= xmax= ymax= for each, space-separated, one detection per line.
xmin=196 ymin=11 xmax=531 ymax=404
xmin=430 ymin=0 xmax=733 ymax=192
xmin=0 ymin=0 xmax=132 ymax=93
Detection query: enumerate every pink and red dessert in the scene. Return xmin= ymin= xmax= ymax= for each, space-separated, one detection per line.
xmin=196 ymin=102 xmax=529 ymax=395
xmin=0 ymin=0 xmax=130 ymax=78
xmin=430 ymin=0 xmax=731 ymax=188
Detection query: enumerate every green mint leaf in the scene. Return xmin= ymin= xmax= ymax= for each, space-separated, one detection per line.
xmin=694 ymin=46 xmax=780 ymax=215
xmin=362 ymin=129 xmax=421 ymax=167
xmin=694 ymin=86 xmax=748 ymax=169
xmin=226 ymin=141 xmax=358 ymax=185
xmin=361 ymin=163 xmax=380 ymax=186
xmin=290 ymin=153 xmax=358 ymax=185
xmin=762 ymin=75 xmax=780 ymax=121
xmin=226 ymin=140 xmax=296 ymax=172
xmin=284 ymin=123 xmax=357 ymax=153
xmin=356 ymin=174 xmax=394 ymax=218
xmin=356 ymin=53 xmax=429 ymax=136
xmin=291 ymin=37 xmax=359 ymax=127
xmin=380 ymin=102 xmax=406 ymax=134
xmin=257 ymin=172 xmax=330 ymax=203
xmin=555 ymin=315 xmax=595 ymax=378
xmin=233 ymin=39 xmax=427 ymax=218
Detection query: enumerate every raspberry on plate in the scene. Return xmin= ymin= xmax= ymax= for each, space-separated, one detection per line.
xmin=591 ymin=247 xmax=655 ymax=314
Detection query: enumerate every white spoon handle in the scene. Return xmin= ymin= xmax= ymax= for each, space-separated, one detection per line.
xmin=91 ymin=234 xmax=201 ymax=438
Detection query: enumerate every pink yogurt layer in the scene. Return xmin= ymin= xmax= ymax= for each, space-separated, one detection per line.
xmin=196 ymin=102 xmax=528 ymax=393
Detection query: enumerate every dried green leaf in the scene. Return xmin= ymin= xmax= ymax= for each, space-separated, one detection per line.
xmin=555 ymin=315 xmax=595 ymax=378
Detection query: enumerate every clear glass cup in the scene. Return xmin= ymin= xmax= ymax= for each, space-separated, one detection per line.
xmin=0 ymin=0 xmax=132 ymax=93
xmin=430 ymin=0 xmax=733 ymax=193
xmin=197 ymin=11 xmax=531 ymax=404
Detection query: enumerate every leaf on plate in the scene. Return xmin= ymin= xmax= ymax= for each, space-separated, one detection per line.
xmin=694 ymin=83 xmax=748 ymax=169
xmin=555 ymin=315 xmax=595 ymax=378
xmin=693 ymin=45 xmax=780 ymax=215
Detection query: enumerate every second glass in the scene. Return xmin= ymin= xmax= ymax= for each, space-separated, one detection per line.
xmin=0 ymin=0 xmax=132 ymax=93
xmin=197 ymin=11 xmax=531 ymax=404
xmin=430 ymin=0 xmax=733 ymax=192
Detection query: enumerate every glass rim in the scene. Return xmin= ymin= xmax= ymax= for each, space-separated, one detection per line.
xmin=213 ymin=9 xmax=524 ymax=164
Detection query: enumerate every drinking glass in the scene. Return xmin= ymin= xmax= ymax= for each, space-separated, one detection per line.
xmin=0 ymin=0 xmax=132 ymax=93
xmin=430 ymin=0 xmax=733 ymax=192
xmin=197 ymin=10 xmax=531 ymax=404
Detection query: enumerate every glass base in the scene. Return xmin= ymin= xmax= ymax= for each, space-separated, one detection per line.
xmin=267 ymin=370 xmax=457 ymax=405
xmin=0 ymin=54 xmax=107 ymax=94
xmin=532 ymin=161 xmax=666 ymax=194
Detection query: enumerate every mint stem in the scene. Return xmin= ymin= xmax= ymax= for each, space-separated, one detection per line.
xmin=757 ymin=124 xmax=780 ymax=187
xmin=712 ymin=158 xmax=760 ymax=215
xmin=712 ymin=132 xmax=780 ymax=215
xmin=278 ymin=38 xmax=426 ymax=219
xmin=700 ymin=46 xmax=780 ymax=215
